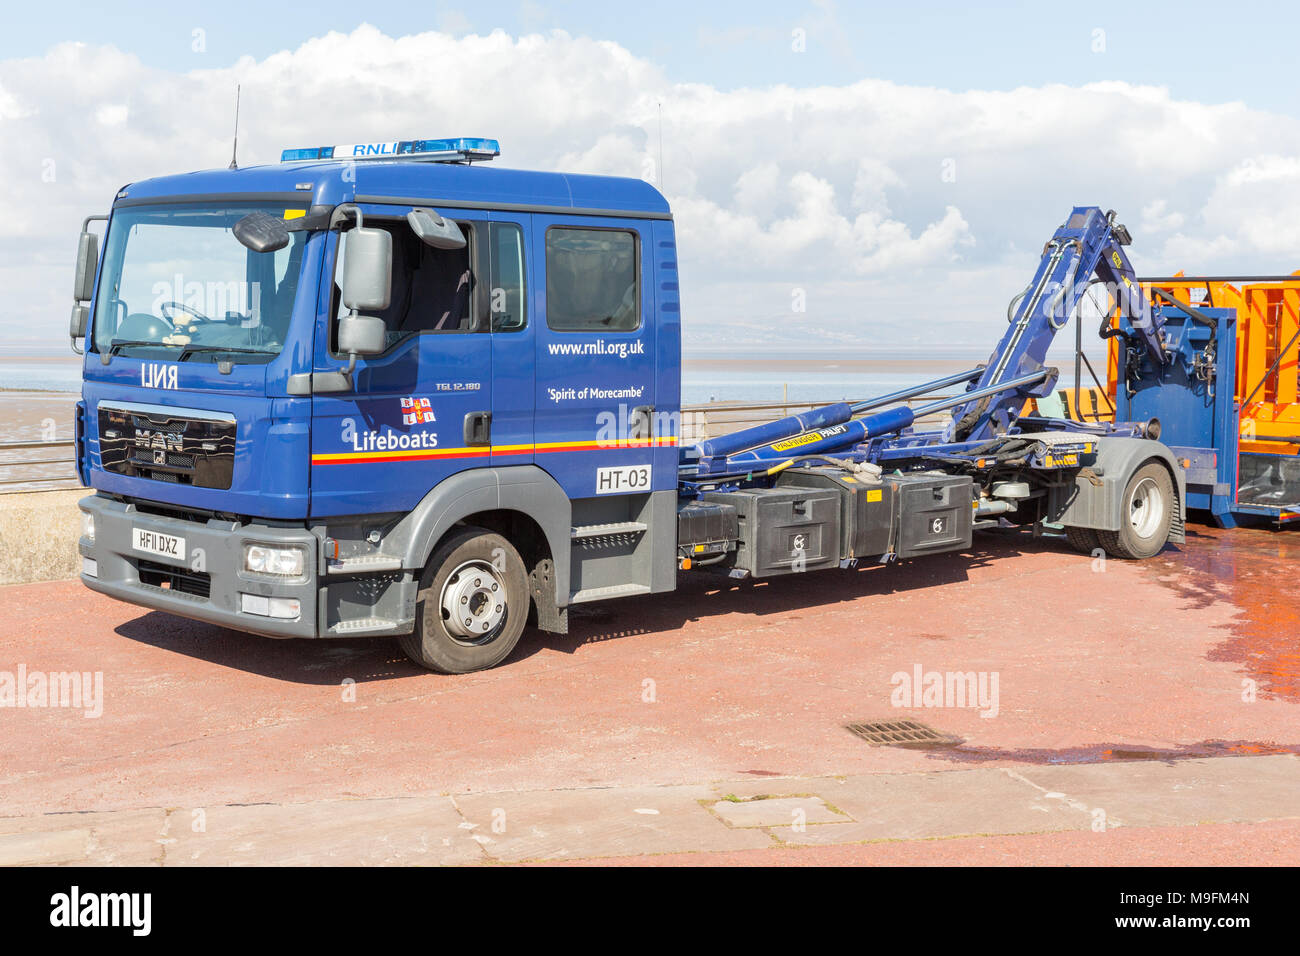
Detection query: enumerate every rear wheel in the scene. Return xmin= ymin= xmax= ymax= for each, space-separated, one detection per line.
xmin=400 ymin=527 xmax=529 ymax=673
xmin=1064 ymin=526 xmax=1101 ymax=554
xmin=1097 ymin=462 xmax=1174 ymax=560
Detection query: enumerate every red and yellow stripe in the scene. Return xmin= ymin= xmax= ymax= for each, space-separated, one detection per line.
xmin=312 ymin=435 xmax=677 ymax=466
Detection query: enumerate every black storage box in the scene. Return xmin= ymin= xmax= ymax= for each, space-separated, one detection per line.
xmin=677 ymin=499 xmax=739 ymax=554
xmin=703 ymin=486 xmax=841 ymax=577
xmin=888 ymin=472 xmax=974 ymax=558
xmin=776 ymin=467 xmax=894 ymax=561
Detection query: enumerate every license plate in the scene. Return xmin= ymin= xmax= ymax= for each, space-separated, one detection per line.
xmin=596 ymin=464 xmax=651 ymax=495
xmin=132 ymin=527 xmax=186 ymax=561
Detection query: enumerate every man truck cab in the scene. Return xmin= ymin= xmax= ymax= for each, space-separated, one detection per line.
xmin=76 ymin=137 xmax=681 ymax=672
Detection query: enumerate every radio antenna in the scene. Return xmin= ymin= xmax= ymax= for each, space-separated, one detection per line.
xmin=657 ymin=100 xmax=665 ymax=193
xmin=228 ymin=85 xmax=241 ymax=170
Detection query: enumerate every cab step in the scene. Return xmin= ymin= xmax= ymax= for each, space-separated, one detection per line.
xmin=569 ymin=583 xmax=651 ymax=604
xmin=326 ymin=554 xmax=404 ymax=574
xmin=570 ymin=521 xmax=647 ymax=540
xmin=327 ymin=617 xmax=403 ymax=635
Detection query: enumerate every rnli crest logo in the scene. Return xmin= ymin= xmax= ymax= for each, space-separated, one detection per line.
xmin=400 ymin=397 xmax=435 ymax=425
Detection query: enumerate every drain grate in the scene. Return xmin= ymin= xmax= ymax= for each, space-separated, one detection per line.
xmin=845 ymin=720 xmax=963 ymax=748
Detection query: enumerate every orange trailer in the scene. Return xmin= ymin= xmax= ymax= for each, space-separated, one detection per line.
xmin=1100 ymin=273 xmax=1300 ymax=524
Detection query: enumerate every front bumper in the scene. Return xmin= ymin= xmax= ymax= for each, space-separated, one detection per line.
xmin=78 ymin=494 xmax=320 ymax=639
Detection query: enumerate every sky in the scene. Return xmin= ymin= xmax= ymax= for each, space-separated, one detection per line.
xmin=4 ymin=0 xmax=1300 ymax=352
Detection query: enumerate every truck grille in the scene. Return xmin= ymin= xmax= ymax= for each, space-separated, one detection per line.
xmin=137 ymin=558 xmax=211 ymax=598
xmin=131 ymin=450 xmax=195 ymax=469
xmin=98 ymin=402 xmax=236 ymax=489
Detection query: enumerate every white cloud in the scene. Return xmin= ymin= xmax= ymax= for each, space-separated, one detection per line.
xmin=3 ymin=24 xmax=1300 ymax=351
xmin=94 ymin=103 xmax=128 ymax=126
xmin=1141 ymin=199 xmax=1184 ymax=233
xmin=0 ymin=82 xmax=28 ymax=121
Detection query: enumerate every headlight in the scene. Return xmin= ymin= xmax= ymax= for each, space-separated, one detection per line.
xmin=81 ymin=512 xmax=95 ymax=542
xmin=243 ymin=544 xmax=306 ymax=577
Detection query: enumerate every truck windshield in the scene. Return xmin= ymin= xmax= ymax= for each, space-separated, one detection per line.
xmin=91 ymin=203 xmax=309 ymax=362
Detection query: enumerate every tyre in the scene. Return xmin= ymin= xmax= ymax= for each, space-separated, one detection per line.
xmin=1096 ymin=462 xmax=1174 ymax=560
xmin=1064 ymin=526 xmax=1101 ymax=554
xmin=400 ymin=526 xmax=529 ymax=673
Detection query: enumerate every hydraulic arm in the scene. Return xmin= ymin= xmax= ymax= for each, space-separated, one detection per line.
xmin=691 ymin=206 xmax=1165 ymax=479
xmin=945 ymin=206 xmax=1162 ymax=443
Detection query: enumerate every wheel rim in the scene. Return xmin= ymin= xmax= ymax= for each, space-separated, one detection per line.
xmin=440 ymin=560 xmax=507 ymax=645
xmin=1128 ymin=476 xmax=1165 ymax=539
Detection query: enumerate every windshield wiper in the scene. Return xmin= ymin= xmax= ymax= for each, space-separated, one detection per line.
xmin=177 ymin=345 xmax=277 ymax=361
xmin=108 ymin=340 xmax=181 ymax=356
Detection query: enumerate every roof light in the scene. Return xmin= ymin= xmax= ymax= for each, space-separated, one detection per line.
xmin=280 ymin=137 xmax=500 ymax=164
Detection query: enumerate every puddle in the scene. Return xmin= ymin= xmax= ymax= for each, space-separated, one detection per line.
xmin=1150 ymin=525 xmax=1300 ymax=702
xmin=925 ymin=738 xmax=1300 ymax=765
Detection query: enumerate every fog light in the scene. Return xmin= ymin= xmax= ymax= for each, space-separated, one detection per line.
xmin=81 ymin=512 xmax=95 ymax=542
xmin=240 ymin=593 xmax=301 ymax=619
xmin=82 ymin=556 xmax=98 ymax=578
xmin=243 ymin=544 xmax=306 ymax=577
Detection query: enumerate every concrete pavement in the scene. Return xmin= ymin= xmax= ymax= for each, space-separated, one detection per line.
xmin=0 ymin=755 xmax=1296 ymax=865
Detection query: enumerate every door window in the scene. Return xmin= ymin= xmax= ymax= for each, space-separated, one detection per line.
xmin=331 ymin=219 xmax=478 ymax=353
xmin=545 ymin=227 xmax=639 ymax=332
xmin=489 ymin=222 xmax=527 ymax=332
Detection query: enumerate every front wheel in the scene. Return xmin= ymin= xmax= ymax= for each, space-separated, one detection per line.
xmin=400 ymin=527 xmax=529 ymax=673
xmin=1097 ymin=462 xmax=1174 ymax=559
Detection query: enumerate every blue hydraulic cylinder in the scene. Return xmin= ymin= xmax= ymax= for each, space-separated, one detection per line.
xmin=718 ymin=405 xmax=916 ymax=471
xmin=696 ymin=367 xmax=983 ymax=461
xmin=697 ymin=403 xmax=854 ymax=460
xmin=709 ymin=369 xmax=1051 ymax=474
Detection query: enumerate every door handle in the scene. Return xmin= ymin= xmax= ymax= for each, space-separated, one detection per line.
xmin=464 ymin=411 xmax=492 ymax=446
xmin=630 ymin=404 xmax=655 ymax=442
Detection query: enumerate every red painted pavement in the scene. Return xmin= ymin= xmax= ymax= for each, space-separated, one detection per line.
xmin=0 ymin=524 xmax=1295 ymax=823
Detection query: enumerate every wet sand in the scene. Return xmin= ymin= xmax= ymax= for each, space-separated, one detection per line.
xmin=0 ymin=391 xmax=78 ymax=441
xmin=0 ymin=392 xmax=79 ymax=492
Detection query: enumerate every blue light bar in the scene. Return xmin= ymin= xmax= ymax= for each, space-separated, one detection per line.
xmin=280 ymin=137 xmax=500 ymax=164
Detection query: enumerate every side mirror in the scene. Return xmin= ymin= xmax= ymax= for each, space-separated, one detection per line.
xmin=71 ymin=216 xmax=107 ymax=356
xmin=73 ymin=231 xmax=98 ymax=302
xmin=70 ymin=304 xmax=89 ymax=339
xmin=233 ymin=211 xmax=291 ymax=253
xmin=407 ymin=208 xmax=466 ymax=250
xmin=340 ymin=227 xmax=392 ymax=311
xmin=338 ymin=314 xmax=385 ymax=357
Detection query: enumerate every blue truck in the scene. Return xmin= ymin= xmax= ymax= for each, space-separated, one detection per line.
xmin=72 ymin=137 xmax=1185 ymax=672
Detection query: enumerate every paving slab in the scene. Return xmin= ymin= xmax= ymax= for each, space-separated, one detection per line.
xmin=0 ymin=828 xmax=90 ymax=866
xmin=709 ymin=795 xmax=850 ymax=828
xmin=163 ymin=796 xmax=483 ymax=866
xmin=0 ymin=808 xmax=167 ymax=866
xmin=1012 ymin=753 xmax=1300 ymax=828
xmin=559 ymin=819 xmax=1300 ymax=867
xmin=454 ymin=784 xmax=773 ymax=863
xmin=745 ymin=769 xmax=1096 ymax=844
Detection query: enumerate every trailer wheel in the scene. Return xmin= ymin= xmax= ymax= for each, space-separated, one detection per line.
xmin=400 ymin=526 xmax=529 ymax=674
xmin=1063 ymin=526 xmax=1101 ymax=554
xmin=1096 ymin=462 xmax=1173 ymax=560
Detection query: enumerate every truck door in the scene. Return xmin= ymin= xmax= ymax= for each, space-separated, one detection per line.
xmin=486 ymin=216 xmax=534 ymax=467
xmin=531 ymin=214 xmax=678 ymax=603
xmin=309 ymin=206 xmax=494 ymax=517
xmin=531 ymin=216 xmax=660 ymax=499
